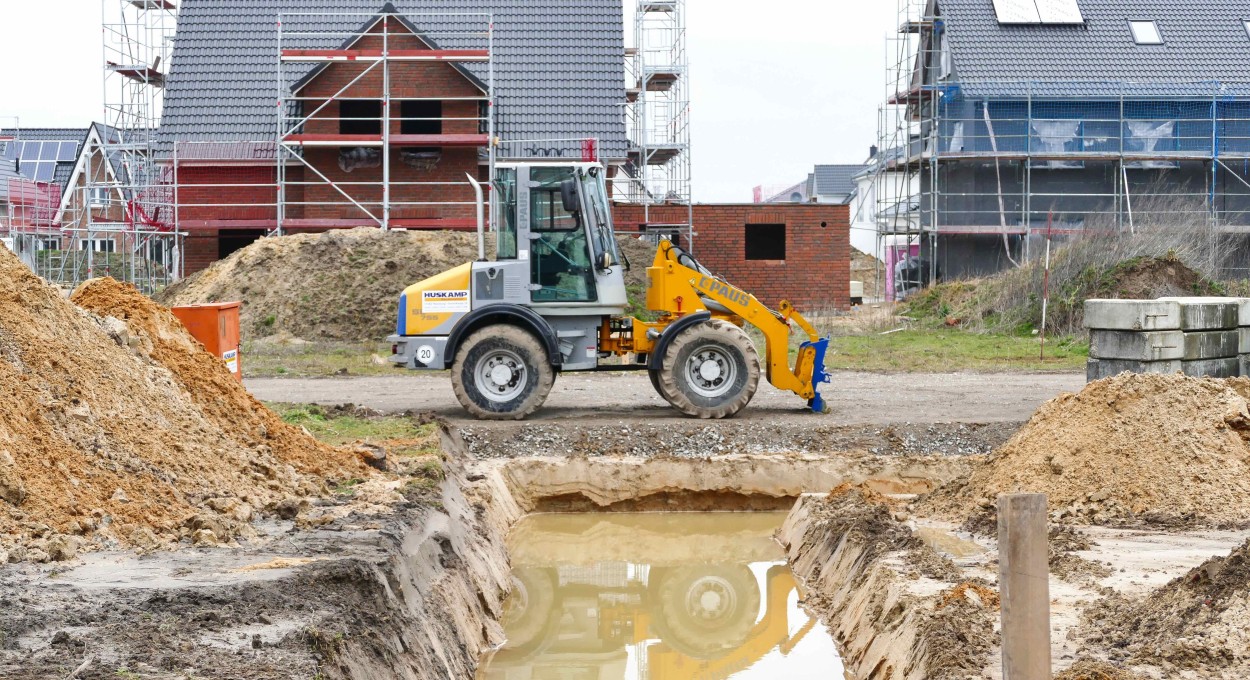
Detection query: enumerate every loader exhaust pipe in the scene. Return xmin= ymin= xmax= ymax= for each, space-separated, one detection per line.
xmin=467 ymin=173 xmax=485 ymax=261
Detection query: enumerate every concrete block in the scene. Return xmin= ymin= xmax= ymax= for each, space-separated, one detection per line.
xmin=1154 ymin=297 xmax=1239 ymax=331
xmin=1182 ymin=357 xmax=1240 ymax=379
xmin=1240 ymin=328 xmax=1250 ymax=355
xmin=1160 ymin=296 xmax=1250 ymax=327
xmin=1241 ymin=354 xmax=1250 ymax=378
xmin=1089 ymin=330 xmax=1184 ymax=361
xmin=1084 ymin=299 xmax=1182 ymax=331
xmin=1183 ymin=331 xmax=1240 ymax=361
xmin=1087 ymin=358 xmax=1181 ymax=382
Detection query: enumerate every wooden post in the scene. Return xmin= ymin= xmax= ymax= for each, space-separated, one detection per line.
xmin=999 ymin=493 xmax=1050 ymax=680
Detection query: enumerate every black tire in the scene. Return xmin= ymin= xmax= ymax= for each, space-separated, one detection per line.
xmin=655 ymin=319 xmax=760 ymax=419
xmin=451 ymin=324 xmax=555 ymax=420
xmin=648 ymin=368 xmax=663 ymax=395
xmin=651 ymin=565 xmax=762 ymax=659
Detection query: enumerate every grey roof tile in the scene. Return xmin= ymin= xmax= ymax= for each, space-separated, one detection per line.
xmin=939 ymin=0 xmax=1250 ymax=98
xmin=812 ymin=164 xmax=866 ymax=203
xmin=158 ymin=0 xmax=628 ymax=159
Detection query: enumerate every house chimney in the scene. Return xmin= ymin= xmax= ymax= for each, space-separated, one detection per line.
xmin=869 ymin=145 xmax=879 ymax=159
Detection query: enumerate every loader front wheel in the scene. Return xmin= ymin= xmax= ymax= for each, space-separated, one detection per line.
xmin=656 ymin=320 xmax=760 ymax=419
xmin=452 ymin=324 xmax=555 ymax=420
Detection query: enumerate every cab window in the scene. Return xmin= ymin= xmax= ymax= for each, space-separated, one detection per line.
xmin=530 ymin=167 xmax=597 ymax=303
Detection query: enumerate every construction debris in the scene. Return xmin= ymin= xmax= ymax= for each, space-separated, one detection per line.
xmin=923 ymin=372 xmax=1250 ymax=527
xmin=0 ymin=245 xmax=369 ymax=560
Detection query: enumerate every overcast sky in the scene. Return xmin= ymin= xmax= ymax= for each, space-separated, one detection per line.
xmin=0 ymin=1 xmax=896 ymax=202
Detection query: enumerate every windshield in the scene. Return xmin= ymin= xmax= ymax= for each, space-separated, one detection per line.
xmin=581 ymin=168 xmax=619 ymax=267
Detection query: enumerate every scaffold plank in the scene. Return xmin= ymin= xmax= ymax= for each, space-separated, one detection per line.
xmin=280 ymin=49 xmax=490 ymax=62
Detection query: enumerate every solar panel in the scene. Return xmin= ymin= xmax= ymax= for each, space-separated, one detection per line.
xmin=1035 ymin=0 xmax=1084 ymax=24
xmin=33 ymin=162 xmax=54 ymax=183
xmin=58 ymin=141 xmax=79 ymax=161
xmin=994 ymin=0 xmax=1084 ymax=25
xmin=992 ymin=0 xmax=1040 ymax=24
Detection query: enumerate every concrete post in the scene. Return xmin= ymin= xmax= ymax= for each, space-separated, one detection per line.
xmin=999 ymin=493 xmax=1050 ymax=680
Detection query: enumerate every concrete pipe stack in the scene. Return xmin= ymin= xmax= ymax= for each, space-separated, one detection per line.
xmin=1085 ymin=297 xmax=1250 ymax=382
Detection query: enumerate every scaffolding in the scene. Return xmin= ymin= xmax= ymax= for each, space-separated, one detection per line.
xmin=618 ymin=0 xmax=693 ymax=248
xmin=11 ymin=0 xmax=185 ymax=294
xmin=275 ymin=11 xmax=494 ymax=236
xmin=875 ymin=0 xmax=1250 ymax=298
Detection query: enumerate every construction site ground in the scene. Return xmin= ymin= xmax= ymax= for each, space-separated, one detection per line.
xmin=5 ymin=229 xmax=1250 ymax=678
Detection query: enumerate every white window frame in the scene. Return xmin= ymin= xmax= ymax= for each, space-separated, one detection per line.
xmin=1243 ymin=20 xmax=1250 ymax=40
xmin=1129 ymin=20 xmax=1163 ymax=45
xmin=79 ymin=238 xmax=116 ymax=254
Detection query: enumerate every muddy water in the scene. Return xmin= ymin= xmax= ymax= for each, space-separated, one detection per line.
xmin=477 ymin=512 xmax=846 ymax=680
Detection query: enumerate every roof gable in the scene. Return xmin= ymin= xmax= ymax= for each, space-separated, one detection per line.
xmin=290 ymin=7 xmax=487 ymax=94
xmin=158 ymin=0 xmax=628 ymax=159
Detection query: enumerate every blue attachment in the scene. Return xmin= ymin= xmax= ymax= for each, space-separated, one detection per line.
xmin=801 ymin=337 xmax=832 ymax=414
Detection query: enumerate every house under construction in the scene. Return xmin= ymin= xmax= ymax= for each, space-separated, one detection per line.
xmin=874 ymin=0 xmax=1250 ymax=294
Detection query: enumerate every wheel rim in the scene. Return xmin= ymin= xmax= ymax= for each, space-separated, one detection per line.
xmin=684 ymin=575 xmax=737 ymax=626
xmin=683 ymin=344 xmax=738 ymax=399
xmin=474 ymin=348 xmax=527 ymax=402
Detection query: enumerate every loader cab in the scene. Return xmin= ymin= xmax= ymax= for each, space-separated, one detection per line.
xmin=492 ymin=162 xmax=625 ymax=310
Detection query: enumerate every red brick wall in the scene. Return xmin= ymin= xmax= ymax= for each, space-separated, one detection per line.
xmin=613 ymin=203 xmax=851 ymax=311
xmin=184 ymin=231 xmax=221 ymax=274
xmin=177 ymin=166 xmax=277 ymax=222
xmin=296 ymin=19 xmax=483 ymax=222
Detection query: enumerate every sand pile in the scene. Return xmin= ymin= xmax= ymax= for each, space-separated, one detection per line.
xmin=159 ymin=227 xmax=479 ymax=342
xmin=0 ymin=247 xmax=369 ymax=561
xmin=1080 ymin=539 xmax=1250 ymax=671
xmin=161 ymin=228 xmax=661 ymax=343
xmin=923 ymin=373 xmax=1250 ymax=527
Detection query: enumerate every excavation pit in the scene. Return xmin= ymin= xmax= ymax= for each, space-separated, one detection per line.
xmin=478 ymin=512 xmax=845 ymax=679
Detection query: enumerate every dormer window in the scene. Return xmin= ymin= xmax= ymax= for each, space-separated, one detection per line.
xmin=1129 ymin=20 xmax=1163 ymax=45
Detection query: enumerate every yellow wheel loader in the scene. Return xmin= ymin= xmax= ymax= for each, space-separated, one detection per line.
xmin=387 ymin=160 xmax=832 ymax=420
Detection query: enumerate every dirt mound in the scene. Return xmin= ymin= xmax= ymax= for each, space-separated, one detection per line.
xmin=1080 ymin=539 xmax=1250 ymax=672
xmin=1053 ymin=660 xmax=1146 ymax=680
xmin=0 ymin=246 xmax=369 ymax=560
xmin=159 ymin=228 xmax=479 ymax=342
xmin=851 ymin=247 xmax=882 ymax=300
xmin=906 ymin=253 xmax=1222 ymax=335
xmin=922 ymin=373 xmax=1250 ymax=527
xmin=161 ymin=228 xmax=661 ymax=343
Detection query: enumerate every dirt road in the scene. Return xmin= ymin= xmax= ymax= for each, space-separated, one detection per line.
xmin=246 ymin=371 xmax=1084 ymax=425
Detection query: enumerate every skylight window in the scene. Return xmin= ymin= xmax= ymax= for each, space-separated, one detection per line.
xmin=1130 ymin=20 xmax=1163 ymax=45
xmin=1244 ymin=20 xmax=1250 ymax=39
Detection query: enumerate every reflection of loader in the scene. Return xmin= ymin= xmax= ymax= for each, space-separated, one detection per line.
xmin=481 ymin=562 xmax=812 ymax=680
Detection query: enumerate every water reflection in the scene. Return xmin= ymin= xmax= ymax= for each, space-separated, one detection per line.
xmin=478 ymin=512 xmax=845 ymax=680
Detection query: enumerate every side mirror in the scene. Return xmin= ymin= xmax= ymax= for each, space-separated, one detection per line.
xmin=560 ymin=178 xmax=579 ymax=213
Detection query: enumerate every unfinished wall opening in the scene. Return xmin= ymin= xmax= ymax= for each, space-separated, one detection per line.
xmin=340 ymin=100 xmax=382 ymax=135
xmin=400 ymin=100 xmax=442 ymax=135
xmin=217 ymin=230 xmax=265 ymax=259
xmin=745 ymin=223 xmax=786 ymax=260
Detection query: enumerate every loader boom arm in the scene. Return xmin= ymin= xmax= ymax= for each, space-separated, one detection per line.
xmin=646 ymin=242 xmax=832 ymax=412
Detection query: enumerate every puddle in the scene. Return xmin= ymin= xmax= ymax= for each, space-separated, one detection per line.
xmin=478 ymin=512 xmax=846 ymax=680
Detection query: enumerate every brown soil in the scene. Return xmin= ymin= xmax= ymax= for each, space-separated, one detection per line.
xmin=922 ymin=373 xmax=1250 ymax=527
xmin=159 ymin=228 xmax=660 ymax=343
xmin=851 ymin=247 xmax=883 ymax=300
xmin=794 ymin=485 xmax=998 ymax=680
xmin=1053 ymin=660 xmax=1147 ymax=680
xmin=0 ymin=245 xmax=369 ymax=561
xmin=1079 ymin=539 xmax=1250 ymax=672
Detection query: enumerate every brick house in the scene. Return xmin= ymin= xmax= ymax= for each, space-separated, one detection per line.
xmin=157 ymin=0 xmax=851 ymax=308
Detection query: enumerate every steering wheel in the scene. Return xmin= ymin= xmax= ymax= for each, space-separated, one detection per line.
xmin=534 ymin=234 xmax=589 ymax=273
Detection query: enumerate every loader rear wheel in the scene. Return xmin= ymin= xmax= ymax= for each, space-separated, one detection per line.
xmin=655 ymin=320 xmax=760 ymax=419
xmin=452 ymin=324 xmax=554 ymax=420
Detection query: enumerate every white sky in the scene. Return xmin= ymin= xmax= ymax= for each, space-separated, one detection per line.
xmin=0 ymin=1 xmax=897 ymax=202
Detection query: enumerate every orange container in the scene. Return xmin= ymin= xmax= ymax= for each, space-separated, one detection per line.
xmin=170 ymin=302 xmax=242 ymax=380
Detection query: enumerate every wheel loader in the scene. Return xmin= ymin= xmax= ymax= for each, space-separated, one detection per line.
xmin=387 ymin=160 xmax=832 ymax=420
